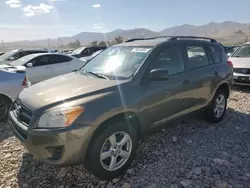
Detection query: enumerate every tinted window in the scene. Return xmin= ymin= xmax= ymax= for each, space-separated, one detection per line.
xmin=185 ymin=46 xmax=209 ymax=70
xmin=12 ymin=51 xmax=26 ymax=60
xmin=81 ymin=48 xmax=92 ymax=56
xmin=58 ymin=55 xmax=73 ymax=62
xmin=151 ymin=46 xmax=184 ymax=75
xmin=31 ymin=55 xmax=50 ymax=67
xmin=208 ymin=44 xmax=222 ymax=63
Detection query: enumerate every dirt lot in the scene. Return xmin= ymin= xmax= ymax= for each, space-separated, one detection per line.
xmin=0 ymin=87 xmax=250 ymax=188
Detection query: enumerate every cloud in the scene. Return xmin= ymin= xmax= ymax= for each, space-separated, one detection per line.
xmin=51 ymin=0 xmax=65 ymax=1
xmin=23 ymin=3 xmax=54 ymax=17
xmin=93 ymin=23 xmax=102 ymax=29
xmin=92 ymin=4 xmax=101 ymax=8
xmin=5 ymin=0 xmax=22 ymax=8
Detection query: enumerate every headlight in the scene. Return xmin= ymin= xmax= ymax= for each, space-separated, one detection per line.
xmin=38 ymin=106 xmax=84 ymax=128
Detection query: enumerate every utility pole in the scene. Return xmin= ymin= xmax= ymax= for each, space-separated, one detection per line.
xmin=1 ymin=40 xmax=4 ymax=49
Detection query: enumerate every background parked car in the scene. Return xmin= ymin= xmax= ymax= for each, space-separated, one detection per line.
xmin=7 ymin=53 xmax=85 ymax=84
xmin=0 ymin=49 xmax=48 ymax=65
xmin=80 ymin=50 xmax=104 ymax=63
xmin=0 ymin=65 xmax=30 ymax=121
xmin=224 ymin=45 xmax=239 ymax=57
xmin=70 ymin=46 xmax=107 ymax=58
xmin=228 ymin=42 xmax=250 ymax=86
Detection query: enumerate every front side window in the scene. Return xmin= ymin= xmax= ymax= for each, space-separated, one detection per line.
xmin=80 ymin=46 xmax=152 ymax=80
xmin=185 ymin=46 xmax=209 ymax=70
xmin=31 ymin=56 xmax=50 ymax=67
xmin=232 ymin=44 xmax=250 ymax=57
xmin=151 ymin=46 xmax=184 ymax=75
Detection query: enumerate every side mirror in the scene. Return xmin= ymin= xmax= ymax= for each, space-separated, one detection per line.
xmin=149 ymin=69 xmax=169 ymax=81
xmin=227 ymin=53 xmax=232 ymax=57
xmin=8 ymin=57 xmax=14 ymax=61
xmin=26 ymin=63 xmax=33 ymax=67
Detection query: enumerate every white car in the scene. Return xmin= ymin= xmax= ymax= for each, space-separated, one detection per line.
xmin=6 ymin=53 xmax=84 ymax=84
xmin=0 ymin=65 xmax=30 ymax=121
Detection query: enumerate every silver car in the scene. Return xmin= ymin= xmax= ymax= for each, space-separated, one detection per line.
xmin=228 ymin=42 xmax=250 ymax=86
xmin=0 ymin=65 xmax=30 ymax=121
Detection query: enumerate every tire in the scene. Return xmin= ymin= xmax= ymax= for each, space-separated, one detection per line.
xmin=0 ymin=96 xmax=12 ymax=122
xmin=85 ymin=121 xmax=138 ymax=180
xmin=206 ymin=89 xmax=227 ymax=123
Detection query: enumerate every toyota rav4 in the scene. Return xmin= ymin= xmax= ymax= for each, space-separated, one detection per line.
xmin=9 ymin=36 xmax=233 ymax=180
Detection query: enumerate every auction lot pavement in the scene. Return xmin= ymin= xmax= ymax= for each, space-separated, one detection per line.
xmin=0 ymin=87 xmax=250 ymax=188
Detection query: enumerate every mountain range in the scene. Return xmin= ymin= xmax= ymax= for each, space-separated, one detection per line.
xmin=2 ymin=21 xmax=250 ymax=50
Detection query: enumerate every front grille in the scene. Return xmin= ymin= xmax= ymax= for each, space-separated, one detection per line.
xmin=14 ymin=102 xmax=33 ymax=126
xmin=234 ymin=68 xmax=250 ymax=74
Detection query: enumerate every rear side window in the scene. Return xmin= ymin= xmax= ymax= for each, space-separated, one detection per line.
xmin=58 ymin=55 xmax=73 ymax=62
xmin=185 ymin=46 xmax=209 ymax=70
xmin=208 ymin=44 xmax=222 ymax=63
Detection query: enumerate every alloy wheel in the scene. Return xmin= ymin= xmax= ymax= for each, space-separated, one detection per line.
xmin=100 ymin=131 xmax=132 ymax=171
xmin=214 ymin=94 xmax=226 ymax=118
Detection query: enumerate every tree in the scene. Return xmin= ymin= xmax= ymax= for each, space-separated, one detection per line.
xmin=67 ymin=40 xmax=81 ymax=48
xmin=98 ymin=41 xmax=107 ymax=46
xmin=114 ymin=36 xmax=123 ymax=44
xmin=75 ymin=39 xmax=81 ymax=47
xmin=90 ymin=41 xmax=98 ymax=46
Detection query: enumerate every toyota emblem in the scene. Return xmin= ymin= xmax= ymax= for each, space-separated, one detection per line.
xmin=242 ymin=69 xmax=248 ymax=74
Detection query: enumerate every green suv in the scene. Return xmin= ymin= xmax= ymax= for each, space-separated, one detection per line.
xmin=9 ymin=36 xmax=233 ymax=180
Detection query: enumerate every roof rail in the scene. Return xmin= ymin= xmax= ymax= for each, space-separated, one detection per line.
xmin=169 ymin=36 xmax=217 ymax=42
xmin=125 ymin=38 xmax=146 ymax=42
xmin=125 ymin=36 xmax=174 ymax=43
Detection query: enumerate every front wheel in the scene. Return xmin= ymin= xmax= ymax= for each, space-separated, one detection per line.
xmin=85 ymin=122 xmax=138 ymax=180
xmin=206 ymin=89 xmax=227 ymax=123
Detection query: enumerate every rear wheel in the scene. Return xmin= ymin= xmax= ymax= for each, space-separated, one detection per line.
xmin=0 ymin=96 xmax=12 ymax=122
xmin=206 ymin=89 xmax=227 ymax=122
xmin=85 ymin=121 xmax=138 ymax=180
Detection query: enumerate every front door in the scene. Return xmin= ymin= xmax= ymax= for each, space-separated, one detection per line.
xmin=26 ymin=55 xmax=53 ymax=84
xmin=140 ymin=44 xmax=192 ymax=128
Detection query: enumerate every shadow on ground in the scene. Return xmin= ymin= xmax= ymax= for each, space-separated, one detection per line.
xmin=0 ymin=120 xmax=13 ymax=142
xmin=17 ymin=106 xmax=250 ymax=188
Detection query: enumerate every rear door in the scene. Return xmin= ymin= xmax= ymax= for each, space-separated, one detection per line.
xmin=181 ymin=42 xmax=214 ymax=108
xmin=52 ymin=54 xmax=73 ymax=77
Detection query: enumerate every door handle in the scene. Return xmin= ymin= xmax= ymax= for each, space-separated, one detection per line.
xmin=182 ymin=80 xmax=190 ymax=84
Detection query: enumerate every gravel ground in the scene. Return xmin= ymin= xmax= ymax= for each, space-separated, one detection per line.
xmin=0 ymin=87 xmax=250 ymax=188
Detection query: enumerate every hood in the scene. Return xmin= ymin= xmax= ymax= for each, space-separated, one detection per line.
xmin=19 ymin=72 xmax=127 ymax=112
xmin=229 ymin=57 xmax=250 ymax=68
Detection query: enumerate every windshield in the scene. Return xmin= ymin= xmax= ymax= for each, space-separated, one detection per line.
xmin=0 ymin=49 xmax=19 ymax=62
xmin=79 ymin=46 xmax=152 ymax=80
xmin=9 ymin=54 xmax=36 ymax=66
xmin=232 ymin=44 xmax=250 ymax=57
xmin=72 ymin=47 xmax=85 ymax=55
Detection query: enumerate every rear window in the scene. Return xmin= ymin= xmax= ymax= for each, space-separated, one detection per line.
xmin=208 ymin=44 xmax=222 ymax=63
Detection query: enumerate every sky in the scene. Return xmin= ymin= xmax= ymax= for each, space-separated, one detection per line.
xmin=0 ymin=0 xmax=250 ymax=41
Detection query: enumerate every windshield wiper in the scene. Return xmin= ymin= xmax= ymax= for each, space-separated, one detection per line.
xmin=86 ymin=71 xmax=109 ymax=80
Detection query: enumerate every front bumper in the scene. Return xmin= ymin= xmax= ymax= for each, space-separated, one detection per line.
xmin=233 ymin=72 xmax=250 ymax=86
xmin=8 ymin=109 xmax=96 ymax=165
